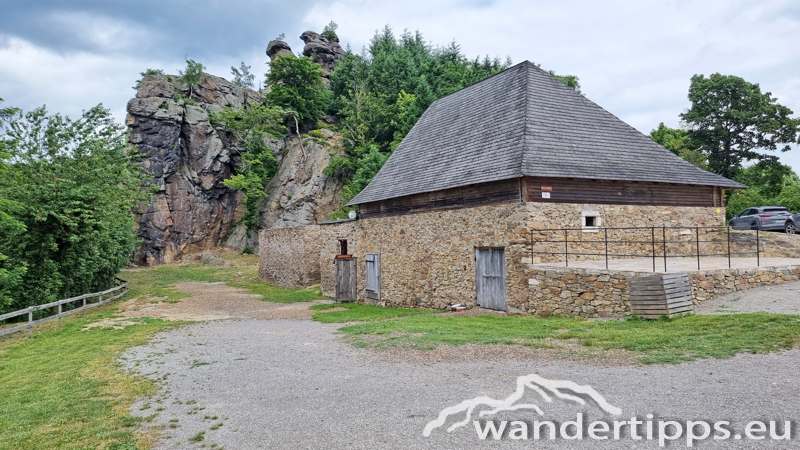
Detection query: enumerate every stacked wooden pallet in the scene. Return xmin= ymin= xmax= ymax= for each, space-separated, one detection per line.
xmin=628 ymin=273 xmax=694 ymax=319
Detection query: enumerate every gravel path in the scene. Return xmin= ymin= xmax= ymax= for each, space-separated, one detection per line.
xmin=695 ymin=281 xmax=800 ymax=315
xmin=124 ymin=318 xmax=800 ymax=449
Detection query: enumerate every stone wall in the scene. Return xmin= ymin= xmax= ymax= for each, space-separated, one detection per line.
xmin=527 ymin=263 xmax=800 ymax=318
xmin=691 ymin=266 xmax=800 ymax=301
xmin=528 ymin=203 xmax=726 ymax=264
xmin=260 ymin=201 xmax=731 ymax=316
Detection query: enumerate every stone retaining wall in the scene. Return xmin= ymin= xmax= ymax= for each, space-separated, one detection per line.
xmin=528 ymin=264 xmax=800 ymax=318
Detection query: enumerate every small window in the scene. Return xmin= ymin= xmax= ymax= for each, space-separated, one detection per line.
xmin=338 ymin=239 xmax=348 ymax=256
xmin=581 ymin=211 xmax=601 ymax=232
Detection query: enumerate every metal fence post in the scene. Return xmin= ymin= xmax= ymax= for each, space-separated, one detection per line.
xmin=604 ymin=228 xmax=608 ymax=270
xmin=696 ymin=227 xmax=701 ymax=271
xmin=99 ymin=295 xmax=103 ymax=312
xmin=28 ymin=311 xmax=32 ymax=337
xmin=727 ymin=226 xmax=731 ymax=269
xmin=58 ymin=303 xmax=62 ymax=328
xmin=82 ymin=296 xmax=86 ymax=316
xmin=564 ymin=229 xmax=569 ymax=268
xmin=651 ymin=227 xmax=656 ymax=272
xmin=756 ymin=228 xmax=760 ymax=267
xmin=662 ymin=226 xmax=667 ymax=272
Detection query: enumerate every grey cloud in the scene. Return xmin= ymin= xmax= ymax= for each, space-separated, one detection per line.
xmin=0 ymin=0 xmax=318 ymax=59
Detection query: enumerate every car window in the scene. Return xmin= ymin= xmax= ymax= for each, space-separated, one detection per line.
xmin=764 ymin=208 xmax=790 ymax=214
xmin=738 ymin=209 xmax=751 ymax=216
xmin=742 ymin=209 xmax=756 ymax=216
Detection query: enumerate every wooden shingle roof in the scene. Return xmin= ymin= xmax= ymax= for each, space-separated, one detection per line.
xmin=347 ymin=61 xmax=744 ymax=206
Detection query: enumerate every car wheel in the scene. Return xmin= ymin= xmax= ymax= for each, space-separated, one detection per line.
xmin=787 ymin=222 xmax=797 ymax=235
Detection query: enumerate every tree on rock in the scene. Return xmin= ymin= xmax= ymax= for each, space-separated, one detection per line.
xmin=680 ymin=73 xmax=800 ymax=179
xmin=265 ymin=54 xmax=329 ymax=125
xmin=179 ymin=59 xmax=205 ymax=98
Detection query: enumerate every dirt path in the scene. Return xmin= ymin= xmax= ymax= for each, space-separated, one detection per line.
xmin=117 ymin=281 xmax=328 ymax=321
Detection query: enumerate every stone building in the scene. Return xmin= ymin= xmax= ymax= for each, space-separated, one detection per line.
xmin=259 ymin=61 xmax=744 ymax=316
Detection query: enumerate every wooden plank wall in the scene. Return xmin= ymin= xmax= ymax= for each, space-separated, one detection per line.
xmin=526 ymin=177 xmax=716 ymax=207
xmin=358 ymin=177 xmax=722 ymax=219
xmin=359 ymin=179 xmax=521 ymax=219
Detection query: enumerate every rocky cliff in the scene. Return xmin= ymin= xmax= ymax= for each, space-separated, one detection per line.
xmin=128 ymin=37 xmax=344 ymax=264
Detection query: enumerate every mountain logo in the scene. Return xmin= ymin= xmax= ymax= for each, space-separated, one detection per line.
xmin=423 ymin=373 xmax=622 ymax=437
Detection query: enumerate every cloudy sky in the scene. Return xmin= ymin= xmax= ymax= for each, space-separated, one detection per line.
xmin=1 ymin=0 xmax=798 ymax=168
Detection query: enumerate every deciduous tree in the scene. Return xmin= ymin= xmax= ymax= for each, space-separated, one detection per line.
xmin=680 ymin=73 xmax=800 ymax=179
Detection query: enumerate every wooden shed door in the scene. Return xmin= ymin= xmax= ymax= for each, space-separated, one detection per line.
xmin=335 ymin=257 xmax=357 ymax=302
xmin=475 ymin=248 xmax=507 ymax=311
xmin=365 ymin=253 xmax=381 ymax=300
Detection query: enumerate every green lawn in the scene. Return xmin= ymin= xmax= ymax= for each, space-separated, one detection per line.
xmin=122 ymin=255 xmax=325 ymax=303
xmin=310 ymin=302 xmax=438 ymax=323
xmin=339 ymin=313 xmax=800 ymax=364
xmin=0 ymin=313 xmax=176 ymax=450
xmin=0 ymin=256 xmax=325 ymax=449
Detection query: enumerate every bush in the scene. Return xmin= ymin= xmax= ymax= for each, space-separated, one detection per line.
xmin=241 ymin=246 xmax=254 ymax=255
xmin=308 ymin=129 xmax=325 ymax=139
xmin=0 ymin=104 xmax=149 ymax=313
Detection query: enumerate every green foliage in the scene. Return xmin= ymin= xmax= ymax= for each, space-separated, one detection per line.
xmin=241 ymin=246 xmax=254 ymax=255
xmin=308 ymin=129 xmax=325 ymax=139
xmin=0 ymin=103 xmax=149 ymax=313
xmin=230 ymin=61 xmax=256 ymax=90
xmin=178 ymin=58 xmax=205 ymax=98
xmin=211 ymin=101 xmax=286 ymax=230
xmin=680 ymin=73 xmax=800 ymax=179
xmin=549 ymin=70 xmax=581 ymax=93
xmin=0 ymin=98 xmax=26 ymax=308
xmin=266 ymin=54 xmax=329 ymax=124
xmin=132 ymin=68 xmax=164 ymax=91
xmin=339 ymin=312 xmax=800 ymax=364
xmin=725 ymin=161 xmax=800 ymax=219
xmin=649 ymin=122 xmax=708 ymax=169
xmin=322 ymin=21 xmax=339 ymax=42
xmin=325 ymin=29 xmax=516 ymax=216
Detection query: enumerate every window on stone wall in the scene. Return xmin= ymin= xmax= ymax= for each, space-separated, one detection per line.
xmin=338 ymin=239 xmax=348 ymax=256
xmin=581 ymin=211 xmax=601 ymax=232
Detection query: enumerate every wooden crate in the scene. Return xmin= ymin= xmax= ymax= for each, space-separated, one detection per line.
xmin=628 ymin=273 xmax=694 ymax=319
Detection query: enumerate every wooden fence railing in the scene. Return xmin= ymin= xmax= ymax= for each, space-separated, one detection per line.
xmin=0 ymin=277 xmax=129 ymax=338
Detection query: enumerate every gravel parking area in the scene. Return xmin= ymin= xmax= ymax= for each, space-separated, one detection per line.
xmin=124 ymin=317 xmax=800 ymax=449
xmin=695 ymin=281 xmax=800 ymax=315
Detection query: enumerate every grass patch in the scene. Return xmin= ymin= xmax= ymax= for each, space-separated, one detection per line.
xmin=339 ymin=313 xmax=800 ymax=364
xmin=309 ymin=302 xmax=438 ymax=323
xmin=0 ymin=311 xmax=177 ymax=449
xmin=122 ymin=255 xmax=325 ymax=303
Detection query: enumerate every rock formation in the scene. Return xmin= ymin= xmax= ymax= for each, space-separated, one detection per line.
xmin=128 ymin=50 xmax=344 ymax=265
xmin=266 ymin=40 xmax=293 ymax=60
xmin=300 ymin=31 xmax=345 ymax=80
xmin=127 ymin=73 xmax=257 ymax=265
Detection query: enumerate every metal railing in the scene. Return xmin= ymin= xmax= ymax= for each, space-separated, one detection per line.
xmin=531 ymin=226 xmax=760 ymax=272
xmin=0 ymin=277 xmax=129 ymax=338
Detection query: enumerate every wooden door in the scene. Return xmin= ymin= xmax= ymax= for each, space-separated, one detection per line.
xmin=335 ymin=257 xmax=357 ymax=302
xmin=365 ymin=253 xmax=381 ymax=300
xmin=475 ymin=248 xmax=507 ymax=311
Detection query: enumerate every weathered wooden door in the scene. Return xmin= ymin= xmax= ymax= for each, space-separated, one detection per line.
xmin=335 ymin=257 xmax=357 ymax=302
xmin=475 ymin=248 xmax=507 ymax=311
xmin=365 ymin=253 xmax=381 ymax=300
